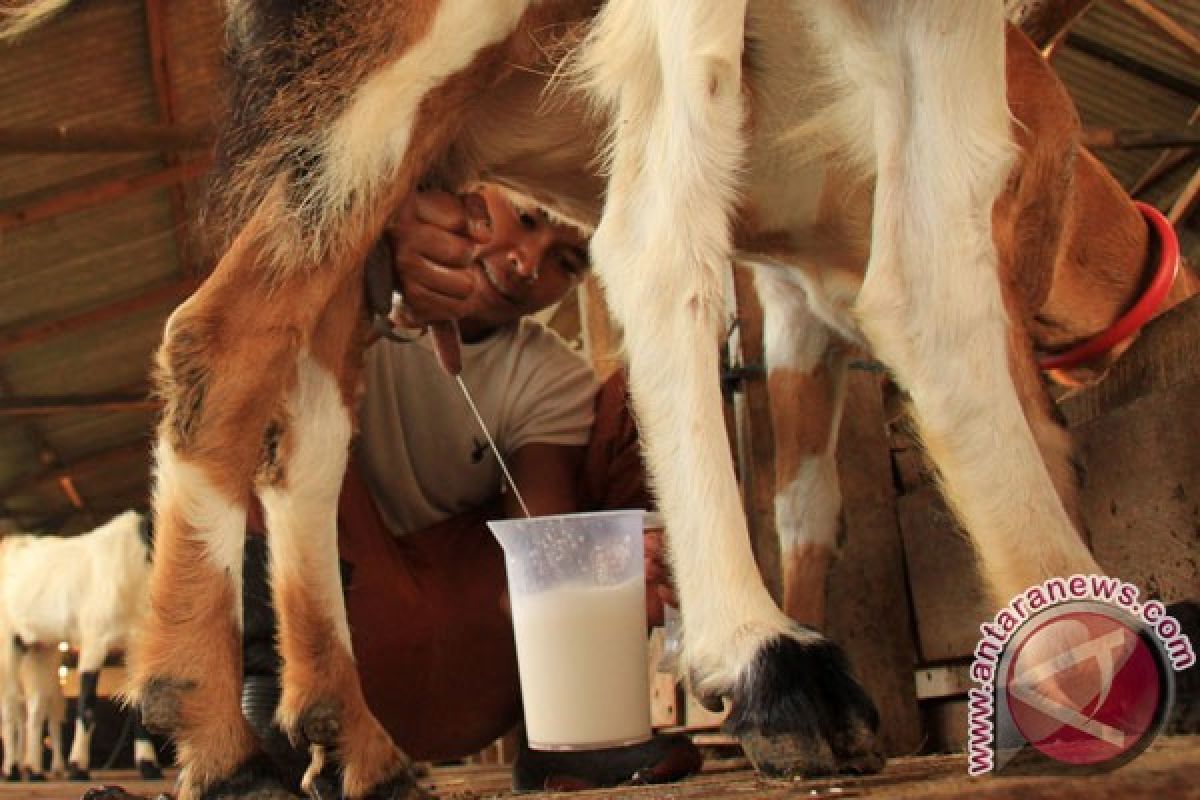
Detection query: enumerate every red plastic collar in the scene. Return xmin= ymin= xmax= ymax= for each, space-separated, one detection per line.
xmin=1038 ymin=201 xmax=1180 ymax=372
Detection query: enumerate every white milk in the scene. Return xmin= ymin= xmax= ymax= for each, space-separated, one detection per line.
xmin=510 ymin=577 xmax=652 ymax=749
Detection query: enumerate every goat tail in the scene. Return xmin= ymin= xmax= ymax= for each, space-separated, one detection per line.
xmin=0 ymin=0 xmax=72 ymax=43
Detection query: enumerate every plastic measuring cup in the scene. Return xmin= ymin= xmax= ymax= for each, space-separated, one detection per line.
xmin=488 ymin=509 xmax=653 ymax=751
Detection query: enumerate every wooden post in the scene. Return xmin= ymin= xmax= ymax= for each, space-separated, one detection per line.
xmin=580 ymin=274 xmax=622 ymax=382
xmin=730 ymin=264 xmax=782 ymax=602
xmin=1005 ymin=0 xmax=1096 ymax=50
xmin=825 ymin=370 xmax=924 ymax=757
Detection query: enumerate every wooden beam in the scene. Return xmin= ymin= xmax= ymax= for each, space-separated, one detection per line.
xmin=144 ymin=0 xmax=201 ymax=281
xmin=1006 ymin=0 xmax=1096 ymax=50
xmin=1065 ymin=33 xmax=1200 ymax=102
xmin=1082 ymin=127 xmax=1200 ymax=150
xmin=58 ymin=476 xmax=84 ymax=509
xmin=0 ymin=280 xmax=197 ymax=358
xmin=1130 ymin=107 xmax=1199 ymax=196
xmin=0 ymin=393 xmax=159 ymax=416
xmin=580 ymin=274 xmax=621 ymax=382
xmin=0 ymin=159 xmax=210 ymax=232
xmin=0 ymin=372 xmax=77 ymax=510
xmin=0 ymin=123 xmax=212 ymax=153
xmin=0 ymin=442 xmax=150 ymax=501
xmin=1116 ymin=0 xmax=1200 ymax=70
xmin=730 ymin=264 xmax=780 ymax=603
xmin=1167 ymin=165 xmax=1200 ymax=225
xmin=1132 ymin=149 xmax=1200 ymax=199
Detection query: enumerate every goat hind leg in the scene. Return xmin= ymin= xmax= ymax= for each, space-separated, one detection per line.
xmin=843 ymin=2 xmax=1099 ymax=607
xmin=0 ymin=690 xmax=19 ymax=780
xmin=20 ymin=646 xmax=65 ymax=779
xmin=754 ymin=266 xmax=850 ymax=629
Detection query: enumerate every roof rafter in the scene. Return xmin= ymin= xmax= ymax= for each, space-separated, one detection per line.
xmin=1006 ymin=0 xmax=1097 ymax=50
xmin=0 ymin=123 xmax=212 ymax=153
xmin=0 ymin=392 xmax=158 ymax=416
xmin=144 ymin=0 xmax=203 ymax=281
xmin=1065 ymin=33 xmax=1200 ymax=102
xmin=0 ymin=441 xmax=150 ymax=502
xmin=0 ymin=159 xmax=209 ymax=232
xmin=0 ymin=279 xmax=197 ymax=358
xmin=1115 ymin=0 xmax=1200 ymax=69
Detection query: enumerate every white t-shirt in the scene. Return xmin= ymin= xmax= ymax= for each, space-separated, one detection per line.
xmin=357 ymin=318 xmax=598 ymax=536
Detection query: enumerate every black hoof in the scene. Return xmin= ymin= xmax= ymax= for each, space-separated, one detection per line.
xmin=81 ymin=786 xmax=153 ymax=800
xmin=301 ymin=762 xmax=426 ymax=800
xmin=1166 ymin=600 xmax=1200 ymax=735
xmin=513 ymin=732 xmax=703 ymax=791
xmin=25 ymin=769 xmax=46 ymax=782
xmin=140 ymin=676 xmax=197 ymax=734
xmin=68 ymin=762 xmax=91 ymax=781
xmin=4 ymin=766 xmax=18 ymax=782
xmin=723 ymin=630 xmax=884 ymax=778
xmin=360 ymin=769 xmax=429 ymax=800
xmin=137 ymin=759 xmax=164 ymax=781
xmin=198 ymin=753 xmax=300 ymax=800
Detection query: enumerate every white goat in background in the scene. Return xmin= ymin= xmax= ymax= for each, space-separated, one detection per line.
xmin=0 ymin=511 xmax=161 ymax=781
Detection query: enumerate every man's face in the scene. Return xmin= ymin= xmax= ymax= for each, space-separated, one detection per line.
xmin=464 ymin=184 xmax=589 ymax=329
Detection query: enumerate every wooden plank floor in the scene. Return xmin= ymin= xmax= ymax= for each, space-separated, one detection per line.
xmin=4 ymin=736 xmax=1198 ymax=799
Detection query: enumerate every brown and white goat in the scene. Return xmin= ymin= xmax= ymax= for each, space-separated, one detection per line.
xmin=765 ymin=26 xmax=1198 ymax=628
xmin=6 ymin=1 xmax=1179 ymax=798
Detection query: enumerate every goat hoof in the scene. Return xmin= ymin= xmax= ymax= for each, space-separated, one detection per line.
xmin=24 ymin=769 xmax=46 ymax=782
xmin=361 ymin=769 xmax=429 ymax=800
xmin=137 ymin=759 xmax=164 ymax=780
xmin=198 ymin=753 xmax=300 ymax=800
xmin=725 ymin=630 xmax=883 ymax=778
xmin=67 ymin=762 xmax=91 ymax=780
xmin=140 ymin=676 xmax=197 ymax=734
xmin=1166 ymin=600 xmax=1200 ymax=735
xmin=80 ymin=787 xmax=151 ymax=800
xmin=4 ymin=767 xmax=17 ymax=782
xmin=297 ymin=701 xmax=341 ymax=748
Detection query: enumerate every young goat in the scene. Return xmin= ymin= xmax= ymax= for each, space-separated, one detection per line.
xmin=0 ymin=511 xmax=161 ymax=781
xmin=4 ymin=2 xmax=1175 ymax=798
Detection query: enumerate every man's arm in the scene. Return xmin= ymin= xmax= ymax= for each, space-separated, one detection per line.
xmin=504 ymin=442 xmax=587 ymax=520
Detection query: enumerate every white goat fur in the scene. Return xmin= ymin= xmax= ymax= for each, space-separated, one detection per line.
xmin=0 ymin=511 xmax=158 ymax=775
xmin=0 ymin=621 xmax=64 ymax=778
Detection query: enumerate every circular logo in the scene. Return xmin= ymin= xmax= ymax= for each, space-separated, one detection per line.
xmin=1002 ymin=603 xmax=1171 ymax=769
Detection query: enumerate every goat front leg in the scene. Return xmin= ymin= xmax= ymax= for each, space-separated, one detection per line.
xmin=832 ymin=1 xmax=1099 ymax=607
xmin=65 ymin=640 xmax=110 ymax=780
xmin=257 ymin=276 xmax=421 ymax=800
xmin=753 ymin=265 xmax=850 ymax=628
xmin=127 ymin=216 xmax=321 ymax=800
xmin=582 ymin=0 xmax=880 ymax=777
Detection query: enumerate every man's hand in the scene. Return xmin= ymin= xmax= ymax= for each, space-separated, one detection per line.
xmin=385 ymin=188 xmax=493 ymax=328
xmin=644 ymin=526 xmax=677 ymax=628
xmin=383 ymin=188 xmax=493 ymax=374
